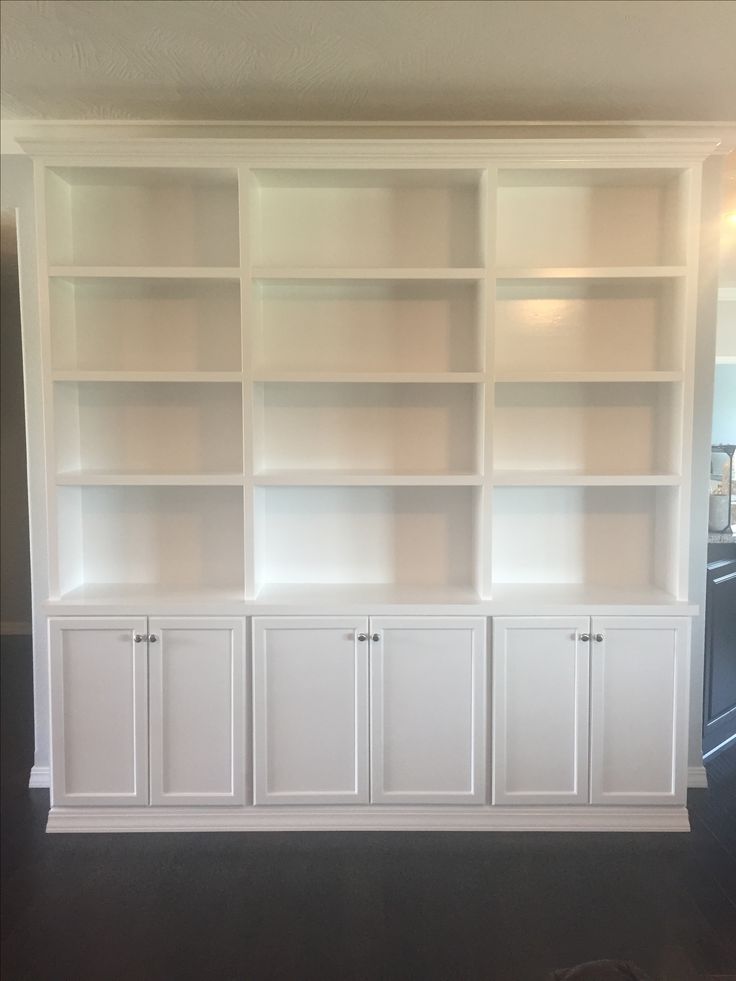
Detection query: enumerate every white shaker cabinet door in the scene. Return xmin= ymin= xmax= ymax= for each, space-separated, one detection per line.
xmin=49 ymin=617 xmax=149 ymax=806
xmin=148 ymin=617 xmax=246 ymax=806
xmin=590 ymin=617 xmax=690 ymax=805
xmin=252 ymin=617 xmax=369 ymax=805
xmin=370 ymin=617 xmax=487 ymax=803
xmin=492 ymin=616 xmax=590 ymax=805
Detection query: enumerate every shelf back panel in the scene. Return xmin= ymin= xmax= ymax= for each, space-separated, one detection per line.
xmin=50 ymin=278 xmax=242 ymax=372
xmin=255 ymin=280 xmax=480 ymax=373
xmin=255 ymin=383 xmax=479 ymax=475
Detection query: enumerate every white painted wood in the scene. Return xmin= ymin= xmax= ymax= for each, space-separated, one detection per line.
xmin=370 ymin=617 xmax=487 ymax=803
xmin=494 ymin=383 xmax=680 ymax=476
xmin=254 ymin=383 xmax=479 ymax=476
xmin=254 ymin=280 xmax=480 ymax=374
xmin=496 ymin=171 xmax=684 ymax=268
xmin=496 ymin=279 xmax=682 ymax=374
xmin=492 ymin=486 xmax=679 ymax=594
xmin=148 ymin=617 xmax=246 ymax=806
xmin=258 ymin=486 xmax=476 ymax=593
xmin=492 ymin=616 xmax=590 ymax=804
xmin=251 ymin=372 xmax=484 ymax=383
xmin=50 ymin=277 xmax=241 ymax=373
xmin=44 ymin=803 xmax=692 ymax=834
xmin=252 ymin=617 xmax=369 ymax=804
xmin=253 ymin=170 xmax=481 ymax=269
xmin=17 ymin=141 xmax=712 ymax=822
xmin=590 ymin=617 xmax=690 ymax=804
xmin=45 ymin=168 xmax=240 ymax=267
xmin=55 ymin=485 xmax=245 ymax=594
xmin=252 ymin=268 xmax=486 ymax=280
xmin=53 ymin=381 xmax=243 ymax=476
xmin=49 ymin=617 xmax=148 ymax=805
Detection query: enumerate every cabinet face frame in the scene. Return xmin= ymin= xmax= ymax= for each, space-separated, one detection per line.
xmin=589 ymin=616 xmax=690 ymax=805
xmin=492 ymin=616 xmax=591 ymax=805
xmin=252 ymin=616 xmax=370 ymax=805
xmin=49 ymin=616 xmax=149 ymax=806
xmin=370 ymin=616 xmax=487 ymax=804
xmin=148 ymin=616 xmax=246 ymax=806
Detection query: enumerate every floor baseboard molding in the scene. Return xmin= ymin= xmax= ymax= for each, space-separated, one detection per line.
xmin=687 ymin=765 xmax=708 ymax=788
xmin=29 ymin=765 xmax=50 ymax=788
xmin=46 ymin=804 xmax=691 ymax=834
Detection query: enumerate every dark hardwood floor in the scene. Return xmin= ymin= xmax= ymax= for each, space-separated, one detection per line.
xmin=2 ymin=636 xmax=735 ymax=981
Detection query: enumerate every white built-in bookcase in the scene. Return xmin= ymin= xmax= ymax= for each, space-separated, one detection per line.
xmin=35 ymin=150 xmax=702 ymax=607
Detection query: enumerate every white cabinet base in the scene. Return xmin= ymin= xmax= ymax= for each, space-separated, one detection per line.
xmin=46 ymin=804 xmax=690 ymax=834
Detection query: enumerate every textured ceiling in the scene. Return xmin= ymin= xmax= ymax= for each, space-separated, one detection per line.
xmin=1 ymin=0 xmax=735 ymax=122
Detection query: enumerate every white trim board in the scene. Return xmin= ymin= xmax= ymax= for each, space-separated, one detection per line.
xmin=29 ymin=765 xmax=50 ymax=788
xmin=687 ymin=765 xmax=708 ymax=788
xmin=46 ymin=805 xmax=691 ymax=834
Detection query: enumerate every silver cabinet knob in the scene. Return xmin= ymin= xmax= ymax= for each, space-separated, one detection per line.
xmin=594 ymin=633 xmax=604 ymax=643
xmin=579 ymin=633 xmax=591 ymax=642
xmin=133 ymin=633 xmax=146 ymax=644
xmin=147 ymin=634 xmax=158 ymax=643
xmin=357 ymin=633 xmax=368 ymax=642
xmin=371 ymin=633 xmax=381 ymax=642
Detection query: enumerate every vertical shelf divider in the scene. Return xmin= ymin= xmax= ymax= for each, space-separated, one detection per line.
xmin=239 ymin=166 xmax=258 ymax=599
xmin=478 ymin=166 xmax=498 ymax=599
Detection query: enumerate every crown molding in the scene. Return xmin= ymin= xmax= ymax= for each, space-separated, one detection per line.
xmin=12 ymin=136 xmax=724 ymax=168
xmin=3 ymin=118 xmax=734 ymax=156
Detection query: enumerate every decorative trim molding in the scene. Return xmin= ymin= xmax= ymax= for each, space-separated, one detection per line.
xmin=29 ymin=765 xmax=50 ymax=788
xmin=46 ymin=804 xmax=691 ymax=834
xmin=3 ymin=119 xmax=735 ymax=156
xmin=16 ymin=136 xmax=722 ymax=167
xmin=0 ymin=620 xmax=32 ymax=636
xmin=687 ymin=765 xmax=708 ymax=788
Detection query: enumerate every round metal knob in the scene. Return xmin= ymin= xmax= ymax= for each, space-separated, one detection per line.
xmin=357 ymin=633 xmax=368 ymax=642
xmin=594 ymin=633 xmax=604 ymax=643
xmin=133 ymin=633 xmax=146 ymax=644
xmin=371 ymin=633 xmax=381 ymax=643
xmin=147 ymin=634 xmax=159 ymax=643
xmin=579 ymin=633 xmax=591 ymax=642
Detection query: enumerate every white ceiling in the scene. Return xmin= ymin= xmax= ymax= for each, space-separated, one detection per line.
xmin=1 ymin=0 xmax=735 ymax=122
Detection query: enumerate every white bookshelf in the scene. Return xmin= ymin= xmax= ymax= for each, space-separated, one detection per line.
xmin=33 ymin=152 xmax=701 ymax=606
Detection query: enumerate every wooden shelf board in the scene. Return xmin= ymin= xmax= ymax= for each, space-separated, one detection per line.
xmin=52 ymin=371 xmax=243 ymax=383
xmin=253 ymin=372 xmax=484 ymax=384
xmin=252 ymin=267 xmax=485 ymax=281
xmin=490 ymin=583 xmax=686 ymax=608
xmin=494 ymin=371 xmax=683 ymax=384
xmin=255 ymin=583 xmax=483 ymax=606
xmin=48 ymin=266 xmax=241 ymax=279
xmin=56 ymin=471 xmax=245 ymax=487
xmin=496 ymin=266 xmax=687 ymax=280
xmin=54 ymin=583 xmax=246 ymax=605
xmin=492 ymin=472 xmax=681 ymax=487
xmin=254 ymin=471 xmax=483 ymax=486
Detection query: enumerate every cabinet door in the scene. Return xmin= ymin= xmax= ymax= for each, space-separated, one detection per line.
xmin=252 ymin=617 xmax=369 ymax=805
xmin=492 ymin=617 xmax=590 ymax=805
xmin=149 ymin=617 xmax=246 ymax=806
xmin=370 ymin=617 xmax=487 ymax=803
xmin=590 ymin=617 xmax=690 ymax=805
xmin=49 ymin=617 xmax=148 ymax=806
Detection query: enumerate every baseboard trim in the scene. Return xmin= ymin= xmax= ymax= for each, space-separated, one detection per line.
xmin=46 ymin=804 xmax=691 ymax=834
xmin=29 ymin=765 xmax=50 ymax=788
xmin=687 ymin=765 xmax=708 ymax=788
